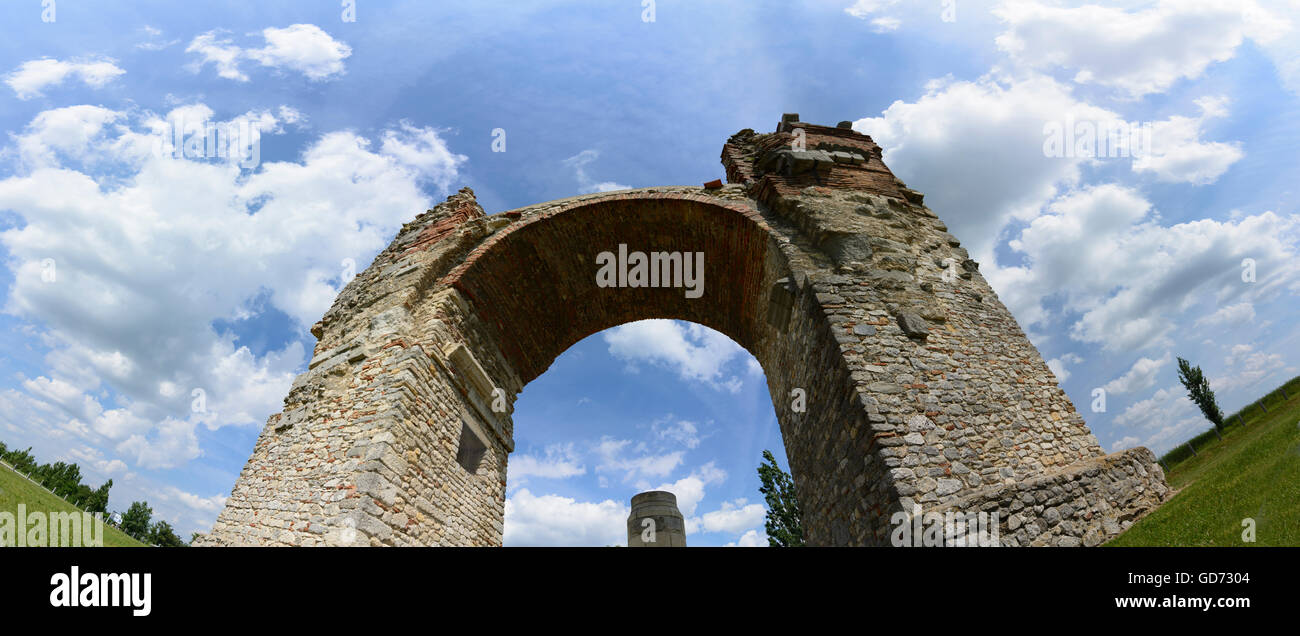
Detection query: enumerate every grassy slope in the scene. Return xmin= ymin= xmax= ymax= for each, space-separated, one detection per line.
xmin=0 ymin=462 xmax=144 ymax=547
xmin=1109 ymin=380 xmax=1300 ymax=546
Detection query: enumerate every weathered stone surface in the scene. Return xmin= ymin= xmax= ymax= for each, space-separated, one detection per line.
xmin=894 ymin=311 xmax=929 ymax=340
xmin=627 ymin=491 xmax=687 ymax=547
xmin=198 ymin=118 xmax=1169 ymax=547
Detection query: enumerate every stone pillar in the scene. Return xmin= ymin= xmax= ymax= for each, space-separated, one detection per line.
xmin=627 ymin=491 xmax=687 ymax=547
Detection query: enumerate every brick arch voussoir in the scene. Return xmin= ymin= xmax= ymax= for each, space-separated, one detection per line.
xmin=435 ymin=188 xmax=789 ymax=387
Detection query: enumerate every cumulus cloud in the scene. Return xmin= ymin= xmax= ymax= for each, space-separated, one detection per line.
xmin=186 ymin=24 xmax=352 ymax=82
xmin=700 ymin=498 xmax=766 ymax=534
xmin=993 ymin=0 xmax=1291 ymax=98
xmin=4 ymin=58 xmax=125 ymax=99
xmin=507 ymin=443 xmax=586 ymax=483
xmin=725 ymin=528 xmax=768 ymax=547
xmin=503 ymin=489 xmax=628 ymax=546
xmin=1133 ymin=96 xmax=1244 ymax=184
xmin=1110 ymin=383 xmax=1205 ymax=452
xmin=603 ymin=319 xmax=751 ymax=393
xmin=594 ymin=437 xmax=683 ymax=482
xmin=1046 ymin=353 xmax=1083 ymax=383
xmin=989 ymin=184 xmax=1300 ymax=351
xmin=0 ymin=102 xmax=465 ymax=474
xmin=855 ymin=73 xmax=1118 ymax=264
xmin=647 ymin=461 xmax=727 ymax=518
xmin=156 ymin=486 xmax=228 ymax=514
xmin=1103 ymin=353 xmax=1173 ymax=395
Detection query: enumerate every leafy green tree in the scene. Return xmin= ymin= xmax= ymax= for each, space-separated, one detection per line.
xmin=121 ymin=501 xmax=153 ymax=540
xmin=148 ymin=520 xmax=187 ymax=547
xmin=1177 ymin=357 xmax=1224 ymax=431
xmin=3 ymin=446 xmax=38 ymax=474
xmin=85 ymin=479 xmax=113 ymax=514
xmin=757 ymin=450 xmax=804 ymax=547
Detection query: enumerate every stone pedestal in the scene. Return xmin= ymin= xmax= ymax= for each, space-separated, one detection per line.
xmin=627 ymin=491 xmax=688 ymax=547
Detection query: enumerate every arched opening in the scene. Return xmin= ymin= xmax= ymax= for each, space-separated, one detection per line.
xmin=414 ymin=189 xmax=862 ymax=546
xmin=501 ymin=318 xmax=788 ymax=546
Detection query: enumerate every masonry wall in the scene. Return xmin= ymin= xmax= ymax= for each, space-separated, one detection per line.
xmin=199 ymin=118 xmax=1168 ymax=547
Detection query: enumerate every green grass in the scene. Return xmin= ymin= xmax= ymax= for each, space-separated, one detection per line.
xmin=0 ymin=462 xmax=145 ymax=547
xmin=1108 ymin=376 xmax=1300 ymax=546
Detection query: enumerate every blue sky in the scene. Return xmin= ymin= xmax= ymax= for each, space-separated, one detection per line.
xmin=0 ymin=0 xmax=1297 ymax=545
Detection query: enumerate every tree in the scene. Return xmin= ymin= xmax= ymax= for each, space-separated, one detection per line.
xmin=1177 ymin=356 xmax=1224 ymax=431
xmin=121 ymin=501 xmax=153 ymax=541
xmin=85 ymin=479 xmax=113 ymax=514
xmin=148 ymin=520 xmax=187 ymax=547
xmin=757 ymin=450 xmax=804 ymax=547
xmin=3 ymin=446 xmax=38 ymax=474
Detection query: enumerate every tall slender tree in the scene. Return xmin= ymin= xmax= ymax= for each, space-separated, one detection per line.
xmin=1177 ymin=356 xmax=1225 ymax=432
xmin=757 ymin=450 xmax=804 ymax=547
xmin=120 ymin=501 xmax=153 ymax=541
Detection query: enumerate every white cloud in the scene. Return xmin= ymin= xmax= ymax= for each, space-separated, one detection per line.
xmin=561 ymin=149 xmax=630 ymax=194
xmin=248 ymin=24 xmax=353 ymax=80
xmin=116 ymin=417 xmax=200 ymax=469
xmin=1046 ymin=353 xmax=1083 ymax=383
xmin=700 ymin=498 xmax=766 ymax=534
xmin=871 ymin=17 xmax=902 ymax=33
xmin=855 ymin=73 xmax=1117 ymax=264
xmin=594 ymin=437 xmax=683 ymax=481
xmin=647 ymin=462 xmax=727 ymax=518
xmin=844 ymin=0 xmax=901 ymax=19
xmin=1252 ymin=1 xmax=1300 ymax=95
xmin=0 ymin=102 xmax=465 ymax=473
xmin=1213 ymin=344 xmax=1287 ymax=392
xmin=989 ymin=184 xmax=1300 ymax=351
xmin=5 ymin=58 xmax=125 ymax=100
xmin=62 ymin=444 xmax=128 ymax=480
xmin=156 ymin=486 xmax=228 ymax=513
xmin=1195 ymin=301 xmax=1255 ymax=327
xmin=503 ymin=489 xmax=628 ymax=547
xmin=1110 ymin=383 xmax=1206 ymax=453
xmin=1133 ymin=96 xmax=1244 ymax=184
xmin=508 ymin=443 xmax=586 ymax=482
xmin=652 ymin=417 xmax=700 ymax=449
xmin=725 ymin=529 xmax=768 ymax=547
xmin=1104 ymin=353 xmax=1173 ymax=395
xmin=993 ymin=0 xmax=1291 ymax=98
xmin=186 ymin=24 xmax=352 ymax=82
xmin=603 ymin=320 xmax=750 ymax=392
xmin=185 ymin=32 xmax=247 ymax=81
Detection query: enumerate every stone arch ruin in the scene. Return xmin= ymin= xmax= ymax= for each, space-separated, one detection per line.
xmin=199 ymin=116 xmax=1168 ymax=547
